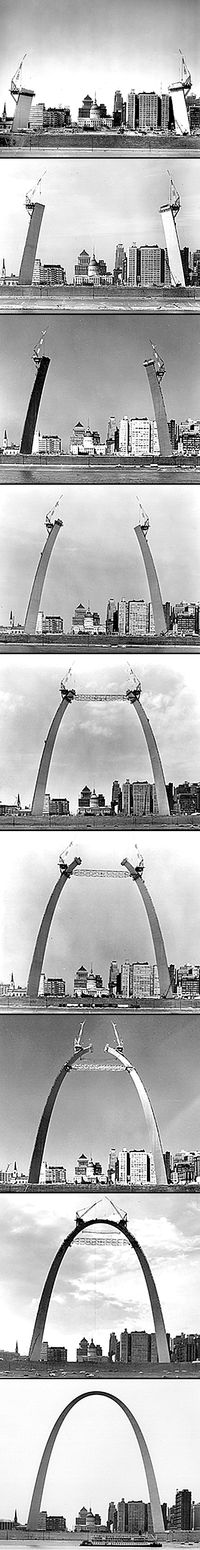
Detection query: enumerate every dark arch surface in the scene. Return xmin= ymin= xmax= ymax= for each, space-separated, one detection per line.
xmin=20 ymin=356 xmax=50 ymax=455
xmin=29 ymin=1214 xmax=170 ymax=1365
xmin=28 ymin=1390 xmax=164 ymax=1534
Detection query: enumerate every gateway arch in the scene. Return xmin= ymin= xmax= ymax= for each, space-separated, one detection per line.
xmin=27 ymin=853 xmax=81 ymax=1000
xmin=28 ymin=1039 xmax=167 ymax=1186
xmin=31 ymin=681 xmax=169 ymax=819
xmin=27 ymin=853 xmax=172 ymax=1001
xmin=144 ymin=342 xmax=173 ymax=459
xmin=122 ymin=856 xmax=172 ymax=1001
xmin=20 ymin=339 xmax=50 ymax=455
xmin=135 ymin=518 xmax=167 ymax=638
xmin=24 ymin=511 xmax=63 ymax=635
xmin=28 ymin=1390 xmax=164 ymax=1534
xmin=28 ymin=1213 xmax=170 ymax=1364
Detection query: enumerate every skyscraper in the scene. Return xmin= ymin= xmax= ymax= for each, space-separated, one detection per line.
xmin=119 ymin=416 xmax=129 ymax=453
xmin=128 ymin=244 xmax=137 ymax=285
xmin=127 ymin=91 xmax=136 ymax=129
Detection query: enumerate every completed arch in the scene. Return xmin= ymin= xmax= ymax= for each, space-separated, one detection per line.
xmin=24 ymin=520 xmax=62 ymax=635
xmin=27 ymin=854 xmax=81 ymax=1000
xmin=135 ymin=522 xmax=167 ymax=637
xmin=28 ymin=1390 xmax=164 ymax=1534
xmin=105 ymin=1043 xmax=167 ymax=1185
xmin=122 ymin=858 xmax=172 ymax=1000
xmin=28 ymin=1213 xmax=170 ymax=1364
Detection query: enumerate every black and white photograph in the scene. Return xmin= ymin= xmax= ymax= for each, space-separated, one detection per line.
xmin=0 ymin=159 xmax=200 ymax=314
xmin=0 ymin=1010 xmax=200 ymax=1191
xmin=0 ymin=486 xmax=200 ymax=654
xmin=0 ymin=316 xmax=200 ymax=483
xmin=0 ymin=0 xmax=200 ymax=1532
xmin=0 ymin=655 xmax=200 ymax=828
xmin=0 ymin=1194 xmax=200 ymax=1375
xmin=0 ymin=1380 xmax=199 ymax=1534
xmin=0 ymin=831 xmax=200 ymax=1010
xmin=0 ymin=0 xmax=200 ymax=154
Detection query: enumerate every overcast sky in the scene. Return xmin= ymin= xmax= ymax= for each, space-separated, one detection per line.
xmin=0 ymin=1194 xmax=200 ymax=1358
xmin=0 ymin=486 xmax=200 ymax=627
xmin=1 ymin=316 xmax=200 ymax=448
xmin=0 ymin=1378 xmax=199 ymax=1523
xmin=0 ymin=654 xmax=200 ymax=806
xmin=0 ymin=832 xmax=200 ymax=988
xmin=0 ymin=0 xmax=199 ymax=115
xmin=1 ymin=158 xmax=200 ymax=277
xmin=0 ymin=1009 xmax=200 ymax=1173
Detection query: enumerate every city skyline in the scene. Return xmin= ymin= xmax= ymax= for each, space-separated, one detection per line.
xmin=0 ymin=0 xmax=199 ymax=118
xmin=0 ymin=655 xmax=200 ymax=808
xmin=1 ymin=315 xmax=200 ymax=448
xmin=0 ymin=1010 xmax=199 ymax=1175
xmin=0 ymin=1193 xmax=200 ymax=1359
xmin=0 ymin=487 xmax=200 ymax=630
xmin=0 ymin=1379 xmax=199 ymax=1522
xmin=1 ymin=832 xmax=200 ymax=988
xmin=1 ymin=158 xmax=200 ymax=279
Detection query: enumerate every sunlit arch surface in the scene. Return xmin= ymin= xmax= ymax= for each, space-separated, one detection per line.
xmin=135 ymin=522 xmax=167 ymax=637
xmin=28 ymin=1213 xmax=170 ymax=1364
xmin=105 ymin=1045 xmax=167 ymax=1185
xmin=28 ymin=1040 xmax=167 ymax=1186
xmin=28 ymin=1390 xmax=164 ymax=1535
xmin=24 ymin=520 xmax=62 ymax=635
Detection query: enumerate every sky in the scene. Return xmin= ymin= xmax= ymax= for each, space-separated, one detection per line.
xmin=0 ymin=831 xmax=200 ymax=988
xmin=1 ymin=315 xmax=200 ymax=448
xmin=1 ymin=1008 xmax=200 ymax=1173
xmin=0 ymin=654 xmax=200 ymax=806
xmin=0 ymin=1377 xmax=199 ymax=1523
xmin=0 ymin=1194 xmax=200 ymax=1358
xmin=0 ymin=0 xmax=199 ymax=116
xmin=1 ymin=158 xmax=200 ymax=278
xmin=0 ymin=486 xmax=200 ymax=628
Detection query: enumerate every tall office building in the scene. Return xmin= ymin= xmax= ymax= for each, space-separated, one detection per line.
xmin=161 ymin=93 xmax=170 ymax=130
xmin=140 ymin=245 xmax=162 ymax=286
xmin=130 ymin=1331 xmax=150 ymax=1366
xmin=121 ymin=962 xmax=131 ymax=998
xmin=115 ymin=243 xmax=127 ymax=281
xmin=106 ymin=598 xmax=118 ymax=635
xmin=119 ymin=416 xmax=129 ymax=453
xmin=139 ymin=91 xmax=158 ymax=131
xmin=129 ymin=418 xmax=151 ymax=455
xmin=117 ymin=1501 xmax=127 ymax=1535
xmin=128 ymin=244 xmax=137 ymax=285
xmin=127 ymin=91 xmax=136 ymax=129
xmin=128 ymin=599 xmax=148 ymax=635
xmin=128 ymin=1502 xmax=147 ymax=1533
xmin=129 ymin=1149 xmax=156 ymax=1184
xmin=120 ymin=1329 xmax=130 ymax=1363
xmin=131 ymin=780 xmax=158 ymax=817
xmin=130 ymin=961 xmax=153 ymax=997
xmin=175 ymin=1493 xmax=192 ymax=1532
xmin=122 ymin=779 xmax=131 ymax=816
xmin=118 ymin=597 xmax=129 ymax=634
